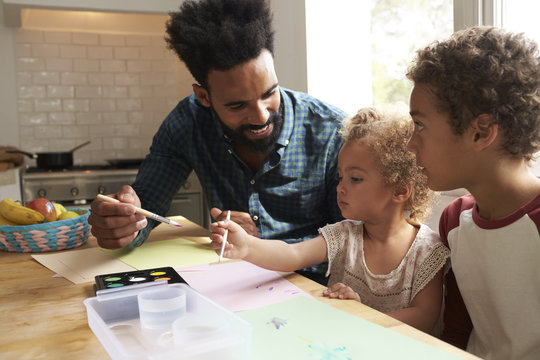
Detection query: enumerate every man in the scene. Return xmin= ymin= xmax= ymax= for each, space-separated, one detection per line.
xmin=88 ymin=0 xmax=346 ymax=282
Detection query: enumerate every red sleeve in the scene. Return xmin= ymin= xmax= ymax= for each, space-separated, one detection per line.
xmin=439 ymin=195 xmax=474 ymax=349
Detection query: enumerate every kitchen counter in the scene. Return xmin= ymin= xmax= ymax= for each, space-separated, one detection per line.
xmin=0 ymin=218 xmax=478 ymax=359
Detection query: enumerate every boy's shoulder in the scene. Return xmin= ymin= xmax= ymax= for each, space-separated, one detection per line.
xmin=439 ymin=191 xmax=540 ymax=246
xmin=438 ymin=195 xmax=476 ymax=247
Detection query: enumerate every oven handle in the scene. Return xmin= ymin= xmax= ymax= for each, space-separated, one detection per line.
xmin=171 ymin=197 xmax=193 ymax=204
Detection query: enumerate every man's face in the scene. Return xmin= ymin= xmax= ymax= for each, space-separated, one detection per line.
xmin=194 ymin=49 xmax=282 ymax=154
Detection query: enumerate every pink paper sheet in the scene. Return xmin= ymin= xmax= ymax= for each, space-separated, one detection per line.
xmin=176 ymin=261 xmax=311 ymax=312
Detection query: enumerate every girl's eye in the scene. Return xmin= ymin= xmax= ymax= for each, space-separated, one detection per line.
xmin=351 ymin=177 xmax=363 ymax=183
xmin=337 ymin=175 xmax=343 ymax=182
xmin=414 ymin=121 xmax=424 ymax=132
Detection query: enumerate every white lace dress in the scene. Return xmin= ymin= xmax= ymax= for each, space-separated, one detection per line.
xmin=320 ymin=220 xmax=449 ymax=313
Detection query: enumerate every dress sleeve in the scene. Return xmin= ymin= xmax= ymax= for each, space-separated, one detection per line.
xmin=318 ymin=221 xmax=347 ymax=277
xmin=411 ymin=243 xmax=450 ymax=300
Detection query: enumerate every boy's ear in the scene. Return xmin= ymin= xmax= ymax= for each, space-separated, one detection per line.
xmin=471 ymin=114 xmax=498 ymax=151
xmin=193 ymin=84 xmax=211 ymax=107
xmin=393 ymin=183 xmax=412 ymax=203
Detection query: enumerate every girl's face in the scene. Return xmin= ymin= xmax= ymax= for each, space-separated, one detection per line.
xmin=336 ymin=140 xmax=395 ymax=222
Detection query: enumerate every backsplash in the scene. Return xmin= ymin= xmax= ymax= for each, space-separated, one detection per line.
xmin=14 ymin=28 xmax=193 ymax=165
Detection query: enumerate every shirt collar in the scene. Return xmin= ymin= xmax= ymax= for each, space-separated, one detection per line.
xmin=275 ymin=87 xmax=293 ymax=148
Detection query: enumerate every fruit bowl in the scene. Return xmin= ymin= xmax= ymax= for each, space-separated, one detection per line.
xmin=0 ymin=209 xmax=90 ymax=253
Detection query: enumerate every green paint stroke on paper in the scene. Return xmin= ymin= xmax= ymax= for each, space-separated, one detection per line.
xmin=238 ymin=296 xmax=462 ymax=360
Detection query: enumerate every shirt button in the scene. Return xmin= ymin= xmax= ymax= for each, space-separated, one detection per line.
xmin=250 ymin=180 xmax=255 ymax=185
xmin=285 ymin=140 xmax=289 ymax=145
xmin=253 ymin=215 xmax=259 ymax=221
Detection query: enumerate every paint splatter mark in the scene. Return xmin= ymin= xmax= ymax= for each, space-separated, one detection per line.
xmin=285 ymin=289 xmax=301 ymax=295
xmin=266 ymin=317 xmax=287 ymax=329
xmin=307 ymin=343 xmax=352 ymax=360
xmin=255 ymin=281 xmax=277 ymax=291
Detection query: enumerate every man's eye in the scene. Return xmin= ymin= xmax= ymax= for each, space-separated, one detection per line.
xmin=414 ymin=121 xmax=424 ymax=132
xmin=229 ymin=104 xmax=245 ymax=111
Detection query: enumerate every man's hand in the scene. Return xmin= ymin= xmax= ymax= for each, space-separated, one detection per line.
xmin=210 ymin=207 xmax=259 ymax=237
xmin=88 ymin=185 xmax=147 ymax=249
xmin=323 ymin=282 xmax=361 ymax=301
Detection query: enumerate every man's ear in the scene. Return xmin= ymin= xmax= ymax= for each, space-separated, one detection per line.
xmin=471 ymin=114 xmax=498 ymax=151
xmin=192 ymin=84 xmax=211 ymax=107
xmin=393 ymin=183 xmax=412 ymax=204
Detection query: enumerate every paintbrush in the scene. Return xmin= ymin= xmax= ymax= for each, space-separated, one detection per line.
xmin=96 ymin=194 xmax=182 ymax=227
xmin=218 ymin=210 xmax=231 ymax=262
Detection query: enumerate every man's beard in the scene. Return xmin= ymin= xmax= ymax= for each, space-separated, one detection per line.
xmin=221 ymin=111 xmax=284 ymax=154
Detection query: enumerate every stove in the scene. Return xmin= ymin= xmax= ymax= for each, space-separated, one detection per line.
xmin=20 ymin=165 xmax=208 ymax=228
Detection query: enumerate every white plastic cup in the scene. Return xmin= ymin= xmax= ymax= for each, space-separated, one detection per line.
xmin=138 ymin=287 xmax=186 ymax=330
xmin=172 ymin=314 xmax=228 ymax=346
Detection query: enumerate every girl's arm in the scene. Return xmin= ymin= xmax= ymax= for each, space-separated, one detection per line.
xmin=209 ymin=219 xmax=328 ymax=272
xmin=387 ymin=269 xmax=444 ymax=334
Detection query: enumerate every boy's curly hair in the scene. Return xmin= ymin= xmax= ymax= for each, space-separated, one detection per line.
xmin=165 ymin=0 xmax=274 ymax=89
xmin=340 ymin=107 xmax=433 ymax=222
xmin=407 ymin=26 xmax=540 ymax=160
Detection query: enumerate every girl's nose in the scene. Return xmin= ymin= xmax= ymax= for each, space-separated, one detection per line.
xmin=406 ymin=134 xmax=416 ymax=153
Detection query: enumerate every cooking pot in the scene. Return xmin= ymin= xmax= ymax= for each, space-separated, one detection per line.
xmin=8 ymin=141 xmax=91 ymax=169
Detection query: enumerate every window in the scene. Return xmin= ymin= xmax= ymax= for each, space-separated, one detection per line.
xmin=370 ymin=0 xmax=453 ymax=107
xmin=501 ymin=0 xmax=540 ymax=44
xmin=303 ymin=0 xmax=537 ymax=114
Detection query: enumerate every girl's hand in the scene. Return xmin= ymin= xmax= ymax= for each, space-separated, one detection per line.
xmin=323 ymin=282 xmax=361 ymax=302
xmin=209 ymin=218 xmax=250 ymax=259
xmin=210 ymin=208 xmax=259 ymax=237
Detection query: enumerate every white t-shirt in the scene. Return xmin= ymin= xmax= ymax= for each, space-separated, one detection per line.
xmin=319 ymin=220 xmax=449 ymax=313
xmin=440 ymin=194 xmax=540 ymax=360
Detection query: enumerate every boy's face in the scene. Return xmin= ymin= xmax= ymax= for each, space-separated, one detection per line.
xmin=337 ymin=140 xmax=395 ymax=222
xmin=407 ymin=83 xmax=471 ymax=191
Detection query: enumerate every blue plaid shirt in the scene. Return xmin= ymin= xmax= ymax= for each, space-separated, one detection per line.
xmin=131 ymin=87 xmax=346 ymax=266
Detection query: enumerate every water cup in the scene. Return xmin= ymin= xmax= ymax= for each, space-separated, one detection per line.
xmin=138 ymin=287 xmax=186 ymax=330
xmin=172 ymin=314 xmax=228 ymax=346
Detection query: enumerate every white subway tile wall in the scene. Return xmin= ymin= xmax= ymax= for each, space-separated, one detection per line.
xmin=15 ymin=28 xmax=190 ymax=165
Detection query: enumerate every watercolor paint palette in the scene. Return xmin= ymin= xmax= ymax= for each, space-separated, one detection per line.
xmin=93 ymin=267 xmax=186 ymax=294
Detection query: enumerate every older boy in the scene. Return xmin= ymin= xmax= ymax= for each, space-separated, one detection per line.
xmin=407 ymin=26 xmax=540 ymax=360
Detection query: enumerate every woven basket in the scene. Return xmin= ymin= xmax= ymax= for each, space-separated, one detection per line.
xmin=0 ymin=209 xmax=90 ymax=253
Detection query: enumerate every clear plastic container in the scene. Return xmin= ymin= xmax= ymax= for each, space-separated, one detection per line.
xmin=84 ymin=283 xmax=252 ymax=360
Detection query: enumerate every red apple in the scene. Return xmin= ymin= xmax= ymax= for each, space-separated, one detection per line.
xmin=26 ymin=198 xmax=57 ymax=222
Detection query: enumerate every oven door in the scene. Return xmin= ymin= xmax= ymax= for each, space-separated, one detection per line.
xmin=166 ymin=193 xmax=206 ymax=228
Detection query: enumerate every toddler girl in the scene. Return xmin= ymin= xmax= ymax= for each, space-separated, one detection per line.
xmin=210 ymin=107 xmax=449 ymax=333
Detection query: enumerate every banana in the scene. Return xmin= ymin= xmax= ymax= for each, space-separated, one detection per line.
xmin=0 ymin=212 xmax=18 ymax=226
xmin=52 ymin=202 xmax=67 ymax=217
xmin=0 ymin=198 xmax=44 ymax=225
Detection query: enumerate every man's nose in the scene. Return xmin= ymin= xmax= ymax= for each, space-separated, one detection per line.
xmin=250 ymin=101 xmax=270 ymax=125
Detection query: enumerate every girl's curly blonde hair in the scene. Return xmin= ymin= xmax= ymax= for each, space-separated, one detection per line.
xmin=339 ymin=107 xmax=433 ymax=222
